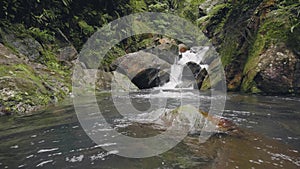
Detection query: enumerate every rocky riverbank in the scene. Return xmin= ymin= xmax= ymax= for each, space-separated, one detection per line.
xmin=0 ymin=23 xmax=74 ymax=115
xmin=199 ymin=0 xmax=300 ymax=94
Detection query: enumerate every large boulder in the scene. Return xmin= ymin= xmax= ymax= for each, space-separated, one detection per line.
xmin=253 ymin=45 xmax=298 ymax=94
xmin=242 ymin=45 xmax=299 ymax=94
xmin=111 ymin=51 xmax=171 ymax=89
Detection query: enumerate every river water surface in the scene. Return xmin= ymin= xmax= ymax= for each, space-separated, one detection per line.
xmin=0 ymin=91 xmax=299 ymax=169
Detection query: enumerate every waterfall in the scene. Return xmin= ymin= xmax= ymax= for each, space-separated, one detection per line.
xmin=159 ymin=46 xmax=209 ymax=90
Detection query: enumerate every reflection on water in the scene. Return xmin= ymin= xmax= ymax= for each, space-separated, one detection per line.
xmin=0 ymin=92 xmax=299 ymax=168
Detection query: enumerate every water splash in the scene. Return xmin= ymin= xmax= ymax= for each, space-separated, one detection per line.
xmin=159 ymin=46 xmax=209 ymax=89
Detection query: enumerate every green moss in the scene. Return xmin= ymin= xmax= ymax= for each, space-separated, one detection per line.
xmin=219 ymin=35 xmax=238 ymax=66
xmin=241 ymin=4 xmax=299 ymax=93
xmin=259 ymin=15 xmax=289 ymax=47
xmin=178 ymin=0 xmax=205 ymax=22
xmin=200 ymin=3 xmax=233 ymax=66
xmin=0 ymin=59 xmax=70 ymax=114
xmin=211 ymin=4 xmax=229 ymax=15
xmin=14 ymin=64 xmax=45 ymax=89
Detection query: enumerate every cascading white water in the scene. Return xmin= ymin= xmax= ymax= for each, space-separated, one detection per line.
xmin=159 ymin=46 xmax=210 ymax=89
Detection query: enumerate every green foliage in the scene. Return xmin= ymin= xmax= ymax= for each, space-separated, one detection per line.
xmin=32 ymin=9 xmax=58 ymax=26
xmin=61 ymin=0 xmax=73 ymax=7
xmin=149 ymin=3 xmax=169 ymax=12
xmin=100 ymin=46 xmax=126 ymax=70
xmin=78 ymin=20 xmax=94 ymax=35
xmin=241 ymin=1 xmax=300 ymax=93
xmin=130 ymin=0 xmax=148 ymax=12
xmin=28 ymin=27 xmax=55 ymax=43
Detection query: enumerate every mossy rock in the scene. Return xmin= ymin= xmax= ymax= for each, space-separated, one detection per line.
xmin=241 ymin=3 xmax=300 ymax=94
xmin=0 ymin=43 xmax=71 ymax=115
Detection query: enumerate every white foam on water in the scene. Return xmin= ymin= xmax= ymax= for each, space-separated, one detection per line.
xmin=133 ymin=91 xmax=209 ymax=100
xmin=10 ymin=145 xmax=19 ymax=149
xmin=268 ymin=152 xmax=300 ymax=167
xmin=36 ymin=160 xmax=53 ymax=167
xmin=158 ymin=46 xmax=210 ymax=90
xmin=91 ymin=143 xmax=117 ymax=149
xmin=37 ymin=148 xmax=59 ymax=153
xmin=132 ymin=108 xmax=170 ymax=123
xmin=90 ymin=150 xmax=119 ymax=161
xmin=66 ymin=155 xmax=84 ymax=163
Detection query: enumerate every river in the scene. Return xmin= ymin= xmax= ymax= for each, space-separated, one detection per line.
xmin=0 ymin=91 xmax=299 ymax=169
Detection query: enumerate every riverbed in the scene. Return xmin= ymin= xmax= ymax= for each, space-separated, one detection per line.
xmin=0 ymin=91 xmax=299 ymax=169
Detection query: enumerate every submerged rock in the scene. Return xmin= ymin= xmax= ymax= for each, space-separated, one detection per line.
xmin=144 ymin=104 xmax=239 ymax=136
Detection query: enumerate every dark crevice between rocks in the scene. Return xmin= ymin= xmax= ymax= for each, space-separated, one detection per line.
xmin=131 ymin=68 xmax=170 ymax=89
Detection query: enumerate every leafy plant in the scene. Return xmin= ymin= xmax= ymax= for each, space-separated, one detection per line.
xmin=78 ymin=20 xmax=94 ymax=35
xmin=28 ymin=27 xmax=55 ymax=43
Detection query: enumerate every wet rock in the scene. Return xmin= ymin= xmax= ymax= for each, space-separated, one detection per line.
xmin=150 ymin=105 xmax=204 ymax=131
xmin=154 ymin=105 xmax=239 ymax=135
xmin=182 ymin=62 xmax=208 ymax=89
xmin=201 ymin=48 xmax=218 ymax=65
xmin=182 ymin=62 xmax=201 ymax=81
xmin=111 ymin=51 xmax=171 ymax=89
xmin=201 ymin=57 xmax=226 ymax=90
xmin=195 ymin=68 xmax=208 ymax=89
xmin=132 ymin=68 xmax=169 ymax=89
